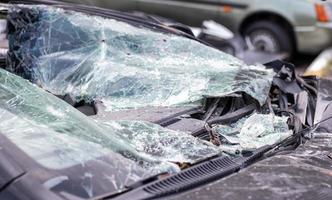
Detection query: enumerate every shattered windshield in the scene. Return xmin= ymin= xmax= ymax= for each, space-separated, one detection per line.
xmin=0 ymin=68 xmax=222 ymax=197
xmin=0 ymin=4 xmax=296 ymax=199
xmin=7 ymin=5 xmax=275 ymax=111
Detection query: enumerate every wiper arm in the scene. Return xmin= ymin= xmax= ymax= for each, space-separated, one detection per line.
xmin=107 ymin=145 xmax=274 ymax=200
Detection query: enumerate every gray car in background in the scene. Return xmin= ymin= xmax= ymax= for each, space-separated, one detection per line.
xmin=62 ymin=0 xmax=332 ymax=56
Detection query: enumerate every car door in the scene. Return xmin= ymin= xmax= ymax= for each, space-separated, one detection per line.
xmin=214 ymin=0 xmax=250 ymax=32
xmin=61 ymin=0 xmax=139 ymax=11
xmin=134 ymin=0 xmax=220 ymax=26
xmin=61 ymin=0 xmax=239 ymax=27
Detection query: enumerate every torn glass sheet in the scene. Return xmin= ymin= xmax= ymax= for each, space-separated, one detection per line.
xmin=99 ymin=120 xmax=219 ymax=163
xmin=0 ymin=68 xmax=221 ymax=173
xmin=213 ymin=113 xmax=293 ymax=155
xmin=7 ymin=5 xmax=274 ymax=111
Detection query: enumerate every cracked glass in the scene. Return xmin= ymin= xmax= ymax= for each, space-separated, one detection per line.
xmin=7 ymin=5 xmax=275 ymax=111
xmin=0 ymin=67 xmax=222 ymax=197
xmin=0 ymin=68 xmax=220 ymax=170
xmin=0 ymin=4 xmax=295 ymax=198
xmin=213 ymin=113 xmax=292 ymax=155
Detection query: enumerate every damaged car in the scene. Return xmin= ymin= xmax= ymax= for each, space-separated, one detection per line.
xmin=0 ymin=1 xmax=332 ymax=200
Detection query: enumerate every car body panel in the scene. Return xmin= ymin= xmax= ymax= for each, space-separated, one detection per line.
xmin=60 ymin=0 xmax=332 ymax=53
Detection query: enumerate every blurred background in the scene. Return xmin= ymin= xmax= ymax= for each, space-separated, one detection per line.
xmin=1 ymin=0 xmax=332 ymax=78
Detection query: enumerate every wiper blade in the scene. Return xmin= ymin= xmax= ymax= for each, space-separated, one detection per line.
xmin=192 ymin=103 xmax=257 ymax=139
xmin=109 ymin=145 xmax=274 ymax=200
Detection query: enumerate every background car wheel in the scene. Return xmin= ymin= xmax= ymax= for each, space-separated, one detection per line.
xmin=244 ymin=21 xmax=293 ymax=55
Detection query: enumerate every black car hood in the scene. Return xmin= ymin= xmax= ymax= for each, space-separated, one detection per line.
xmin=166 ymin=131 xmax=332 ymax=200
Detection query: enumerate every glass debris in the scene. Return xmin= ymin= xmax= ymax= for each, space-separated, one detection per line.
xmin=0 ymin=68 xmax=220 ymax=173
xmin=99 ymin=120 xmax=220 ymax=163
xmin=1 ymin=4 xmax=297 ymax=198
xmin=213 ymin=113 xmax=293 ymax=155
xmin=7 ymin=5 xmax=275 ymax=111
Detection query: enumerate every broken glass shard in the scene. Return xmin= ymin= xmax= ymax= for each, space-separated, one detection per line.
xmin=213 ymin=113 xmax=293 ymax=155
xmin=7 ymin=5 xmax=275 ymax=111
xmin=0 ymin=68 xmax=221 ymax=173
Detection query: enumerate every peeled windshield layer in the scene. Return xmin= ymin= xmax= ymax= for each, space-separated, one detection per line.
xmin=0 ymin=68 xmax=221 ymax=173
xmin=7 ymin=5 xmax=275 ymax=111
xmin=214 ymin=113 xmax=292 ymax=155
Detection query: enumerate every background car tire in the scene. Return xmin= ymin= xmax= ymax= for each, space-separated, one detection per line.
xmin=243 ymin=21 xmax=293 ymax=55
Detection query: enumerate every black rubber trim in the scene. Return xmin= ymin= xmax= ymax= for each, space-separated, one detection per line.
xmin=113 ymin=156 xmax=240 ymax=200
xmin=143 ymin=156 xmax=238 ymax=196
xmin=0 ymin=148 xmax=26 ymax=191
xmin=0 ymin=172 xmax=26 ymax=193
xmin=113 ymin=145 xmax=272 ymax=200
xmin=235 ymin=145 xmax=274 ymax=167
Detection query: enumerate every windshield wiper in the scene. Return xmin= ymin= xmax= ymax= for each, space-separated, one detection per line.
xmin=101 ymin=145 xmax=274 ymax=200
